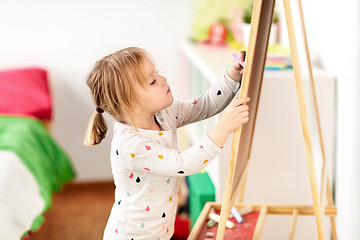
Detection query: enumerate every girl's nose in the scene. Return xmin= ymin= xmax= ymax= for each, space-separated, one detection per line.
xmin=162 ymin=76 xmax=167 ymax=85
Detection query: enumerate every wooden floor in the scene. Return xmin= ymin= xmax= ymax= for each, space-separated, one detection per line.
xmin=28 ymin=181 xmax=115 ymax=240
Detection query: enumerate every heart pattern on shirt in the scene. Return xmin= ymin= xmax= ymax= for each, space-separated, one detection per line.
xmin=217 ymin=90 xmax=222 ymax=95
xmin=145 ymin=145 xmax=151 ymax=150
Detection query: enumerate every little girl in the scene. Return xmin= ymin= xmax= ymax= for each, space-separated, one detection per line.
xmin=84 ymin=47 xmax=250 ymax=240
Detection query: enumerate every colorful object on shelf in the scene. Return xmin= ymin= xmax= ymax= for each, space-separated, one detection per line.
xmin=265 ymin=54 xmax=292 ymax=70
xmin=209 ymin=23 xmax=227 ymax=45
xmin=265 ymin=44 xmax=293 ymax=70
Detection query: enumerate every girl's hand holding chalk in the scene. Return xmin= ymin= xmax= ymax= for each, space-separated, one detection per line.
xmin=226 ymin=51 xmax=246 ymax=82
xmin=232 ymin=52 xmax=245 ymax=68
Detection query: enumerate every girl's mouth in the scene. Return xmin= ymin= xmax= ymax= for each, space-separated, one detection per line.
xmin=167 ymin=88 xmax=171 ymax=94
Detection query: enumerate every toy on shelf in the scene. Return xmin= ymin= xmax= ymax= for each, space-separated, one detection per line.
xmin=209 ymin=23 xmax=227 ymax=46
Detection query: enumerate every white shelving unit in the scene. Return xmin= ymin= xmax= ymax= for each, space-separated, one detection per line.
xmin=178 ymin=39 xmax=336 ymax=239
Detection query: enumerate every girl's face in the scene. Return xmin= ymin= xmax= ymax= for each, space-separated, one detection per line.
xmin=134 ymin=57 xmax=174 ymax=115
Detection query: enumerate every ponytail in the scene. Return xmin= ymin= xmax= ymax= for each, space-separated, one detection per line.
xmin=83 ymin=109 xmax=108 ymax=146
xmin=84 ymin=47 xmax=151 ymax=146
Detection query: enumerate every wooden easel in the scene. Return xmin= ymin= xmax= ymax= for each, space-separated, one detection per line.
xmin=188 ymin=0 xmax=337 ymax=239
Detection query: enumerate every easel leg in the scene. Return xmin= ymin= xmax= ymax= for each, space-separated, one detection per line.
xmin=252 ymin=206 xmax=268 ymax=240
xmin=216 ymin=128 xmax=243 ymax=240
xmin=282 ymin=0 xmax=325 ymax=238
xmin=327 ymin=177 xmax=338 ymax=240
xmin=298 ymin=0 xmax=339 ymax=238
xmin=294 ymin=0 xmax=338 ymax=238
xmin=288 ymin=209 xmax=298 ymax=240
xmin=187 ymin=202 xmax=213 ymax=240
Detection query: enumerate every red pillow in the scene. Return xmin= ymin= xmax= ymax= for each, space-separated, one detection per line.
xmin=0 ymin=68 xmax=52 ymax=120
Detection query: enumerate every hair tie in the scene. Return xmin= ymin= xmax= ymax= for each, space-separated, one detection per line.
xmin=96 ymin=106 xmax=104 ymax=113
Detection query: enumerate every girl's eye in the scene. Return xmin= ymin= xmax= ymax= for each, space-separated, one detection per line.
xmin=150 ymin=71 xmax=159 ymax=85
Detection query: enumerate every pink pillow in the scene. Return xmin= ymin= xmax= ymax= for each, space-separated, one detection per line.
xmin=0 ymin=68 xmax=52 ymax=120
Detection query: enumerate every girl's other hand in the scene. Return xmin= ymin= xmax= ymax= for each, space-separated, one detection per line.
xmin=208 ymin=96 xmax=250 ymax=148
xmin=219 ymin=96 xmax=250 ymax=134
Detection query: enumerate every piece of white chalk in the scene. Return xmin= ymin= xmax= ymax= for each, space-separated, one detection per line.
xmin=206 ymin=232 xmax=214 ymax=237
xmin=209 ymin=213 xmax=234 ymax=229
xmin=231 ymin=206 xmax=244 ymax=223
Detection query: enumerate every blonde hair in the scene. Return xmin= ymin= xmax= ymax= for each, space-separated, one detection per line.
xmin=84 ymin=47 xmax=151 ymax=146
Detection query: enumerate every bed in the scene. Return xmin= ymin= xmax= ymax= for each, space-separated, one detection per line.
xmin=0 ymin=68 xmax=76 ymax=239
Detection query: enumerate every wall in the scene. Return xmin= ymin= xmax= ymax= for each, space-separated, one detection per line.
xmin=0 ymin=0 xmax=193 ymax=181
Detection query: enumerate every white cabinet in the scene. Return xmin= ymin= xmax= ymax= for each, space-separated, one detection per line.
xmin=178 ymin=40 xmax=336 ymax=239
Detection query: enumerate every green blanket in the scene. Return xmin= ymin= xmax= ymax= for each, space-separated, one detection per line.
xmin=0 ymin=116 xmax=76 ymax=234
